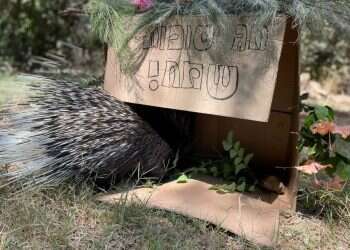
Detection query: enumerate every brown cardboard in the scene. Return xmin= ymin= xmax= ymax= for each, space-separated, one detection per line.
xmin=105 ymin=16 xmax=287 ymax=122
xmin=192 ymin=19 xmax=300 ymax=210
xmin=271 ymin=22 xmax=300 ymax=113
xmin=194 ymin=112 xmax=292 ymax=168
xmin=103 ymin=17 xmax=300 ymax=245
xmin=98 ymin=180 xmax=280 ymax=247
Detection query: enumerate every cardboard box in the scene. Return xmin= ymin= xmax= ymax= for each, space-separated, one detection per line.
xmin=193 ymin=18 xmax=300 ymax=211
xmin=105 ymin=16 xmax=287 ymax=122
xmin=102 ymin=17 xmax=300 ymax=247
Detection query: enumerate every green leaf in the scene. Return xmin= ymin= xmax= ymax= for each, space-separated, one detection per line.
xmin=223 ymin=141 xmax=232 ymax=151
xmin=227 ymin=182 xmax=236 ymax=191
xmin=336 ymin=161 xmax=350 ymax=180
xmin=228 ymin=131 xmax=234 ymax=141
xmin=248 ymin=185 xmax=256 ymax=192
xmin=315 ymin=105 xmax=333 ymax=121
xmin=234 ymin=157 xmax=242 ymax=166
xmin=234 ymin=141 xmax=241 ymax=151
xmin=229 ymin=149 xmax=237 ymax=159
xmin=326 ymin=106 xmax=335 ymax=121
xmin=177 ymin=173 xmax=189 ymax=183
xmin=303 ymin=113 xmax=316 ymax=128
xmin=210 ymin=167 xmax=219 ymax=177
xmin=238 ymin=148 xmax=245 ymax=158
xmin=236 ymin=182 xmax=246 ymax=192
xmin=235 ymin=163 xmax=246 ymax=175
xmin=209 ymin=183 xmax=237 ymax=194
xmin=335 ymin=136 xmax=350 ymax=160
xmin=244 ymin=153 xmax=254 ymax=165
xmin=307 ymin=145 xmax=317 ymax=156
xmin=223 ymin=131 xmax=234 ymax=151
xmin=223 ymin=163 xmax=234 ymax=179
xmin=209 ymin=185 xmax=230 ymax=194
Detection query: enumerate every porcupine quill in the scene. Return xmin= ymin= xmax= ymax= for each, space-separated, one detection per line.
xmin=0 ymin=74 xmax=172 ymax=189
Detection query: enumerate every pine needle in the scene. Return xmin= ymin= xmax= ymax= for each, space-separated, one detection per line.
xmin=86 ymin=0 xmax=350 ymax=74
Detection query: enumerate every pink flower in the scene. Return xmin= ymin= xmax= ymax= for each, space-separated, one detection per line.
xmin=131 ymin=0 xmax=154 ymax=11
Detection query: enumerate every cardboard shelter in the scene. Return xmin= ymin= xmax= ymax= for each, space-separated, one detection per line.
xmin=102 ymin=16 xmax=300 ymax=246
xmin=104 ymin=16 xmax=287 ymax=122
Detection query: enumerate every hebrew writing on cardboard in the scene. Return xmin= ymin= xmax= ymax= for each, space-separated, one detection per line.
xmin=105 ymin=15 xmax=286 ymax=122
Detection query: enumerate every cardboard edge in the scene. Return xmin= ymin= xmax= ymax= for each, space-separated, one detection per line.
xmin=97 ymin=180 xmax=280 ymax=247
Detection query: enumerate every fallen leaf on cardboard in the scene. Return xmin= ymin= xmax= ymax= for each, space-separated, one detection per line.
xmin=296 ymin=161 xmax=333 ymax=175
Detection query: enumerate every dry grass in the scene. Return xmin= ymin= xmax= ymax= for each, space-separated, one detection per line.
xmin=0 ymin=179 xmax=349 ymax=249
xmin=277 ymin=176 xmax=350 ymax=250
xmin=1 ymin=73 xmax=350 ymax=249
xmin=0 ymin=184 xmax=264 ymax=250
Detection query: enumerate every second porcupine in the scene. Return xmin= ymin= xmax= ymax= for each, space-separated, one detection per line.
xmin=0 ymin=75 xmax=172 ymax=189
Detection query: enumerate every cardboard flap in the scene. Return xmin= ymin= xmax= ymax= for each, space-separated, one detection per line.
xmin=98 ymin=180 xmax=280 ymax=246
xmin=105 ymin=16 xmax=286 ymax=122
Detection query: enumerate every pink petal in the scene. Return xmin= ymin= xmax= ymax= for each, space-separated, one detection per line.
xmin=334 ymin=125 xmax=350 ymax=139
xmin=131 ymin=0 xmax=154 ymax=11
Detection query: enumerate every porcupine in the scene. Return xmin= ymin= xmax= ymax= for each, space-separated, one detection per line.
xmin=0 ymin=75 xmax=172 ymax=189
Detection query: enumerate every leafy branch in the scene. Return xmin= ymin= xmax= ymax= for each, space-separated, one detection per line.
xmin=180 ymin=131 xmax=257 ymax=193
xmin=298 ymin=103 xmax=350 ymax=185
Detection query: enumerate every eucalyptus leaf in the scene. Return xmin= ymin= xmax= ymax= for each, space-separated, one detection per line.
xmin=227 ymin=131 xmax=234 ymax=144
xmin=187 ymin=131 xmax=256 ymax=193
xmin=223 ymin=140 xmax=232 ymax=151
xmin=209 ymin=185 xmax=229 ymax=194
xmin=244 ymin=153 xmax=254 ymax=165
xmin=223 ymin=131 xmax=234 ymax=151
xmin=234 ymin=157 xmax=242 ymax=166
xmin=229 ymin=149 xmax=237 ymax=159
xmin=235 ymin=164 xmax=246 ymax=175
xmin=223 ymin=163 xmax=234 ymax=178
xmin=236 ymin=182 xmax=246 ymax=192
xmin=248 ymin=185 xmax=256 ymax=192
xmin=238 ymin=148 xmax=245 ymax=158
xmin=227 ymin=182 xmax=236 ymax=191
xmin=234 ymin=141 xmax=240 ymax=151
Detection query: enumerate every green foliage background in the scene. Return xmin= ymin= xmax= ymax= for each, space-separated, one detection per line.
xmin=0 ymin=0 xmax=101 ymax=70
xmin=302 ymin=27 xmax=350 ymax=82
xmin=0 ymin=0 xmax=349 ymax=82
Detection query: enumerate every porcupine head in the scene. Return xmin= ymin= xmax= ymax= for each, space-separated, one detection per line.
xmin=0 ymin=74 xmax=171 ymax=189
